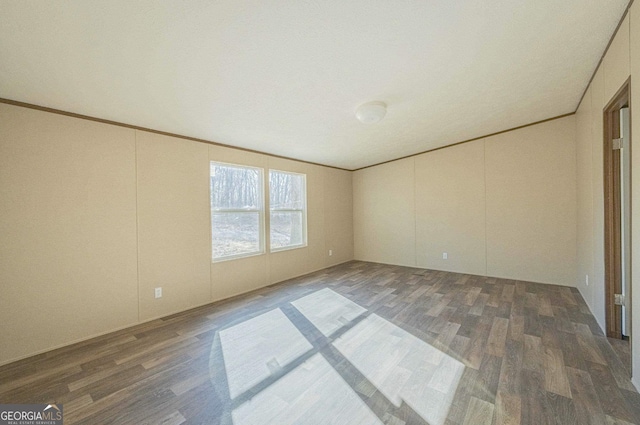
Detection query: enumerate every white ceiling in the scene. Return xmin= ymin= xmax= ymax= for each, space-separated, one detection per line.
xmin=0 ymin=1 xmax=629 ymax=170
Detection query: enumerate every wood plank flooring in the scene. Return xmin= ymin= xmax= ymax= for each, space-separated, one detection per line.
xmin=1 ymin=261 xmax=639 ymax=424
xmin=609 ymin=337 xmax=632 ymax=374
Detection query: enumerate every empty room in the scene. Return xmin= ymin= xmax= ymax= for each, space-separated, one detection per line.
xmin=1 ymin=1 xmax=640 ymax=424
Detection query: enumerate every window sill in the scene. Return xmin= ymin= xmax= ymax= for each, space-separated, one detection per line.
xmin=212 ymin=251 xmax=265 ymax=264
xmin=270 ymin=243 xmax=308 ymax=254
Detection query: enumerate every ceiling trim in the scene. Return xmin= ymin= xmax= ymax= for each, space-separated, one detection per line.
xmin=575 ymin=0 xmax=635 ymax=111
xmin=351 ymin=112 xmax=575 ymax=171
xmin=0 ymin=97 xmax=351 ymax=172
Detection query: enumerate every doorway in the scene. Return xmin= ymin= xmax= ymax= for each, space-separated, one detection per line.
xmin=603 ymin=78 xmax=631 ymax=366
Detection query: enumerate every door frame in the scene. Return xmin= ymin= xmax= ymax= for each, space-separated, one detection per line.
xmin=604 ymin=77 xmax=631 ymax=339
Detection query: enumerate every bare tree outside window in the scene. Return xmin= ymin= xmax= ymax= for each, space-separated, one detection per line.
xmin=210 ymin=162 xmax=264 ymax=260
xmin=269 ymin=170 xmax=307 ymax=250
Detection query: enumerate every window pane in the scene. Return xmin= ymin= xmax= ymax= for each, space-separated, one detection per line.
xmin=211 ymin=164 xmax=261 ymax=210
xmin=269 ymin=171 xmax=305 ymax=210
xmin=270 ymin=211 xmax=304 ymax=249
xmin=212 ymin=212 xmax=260 ymax=259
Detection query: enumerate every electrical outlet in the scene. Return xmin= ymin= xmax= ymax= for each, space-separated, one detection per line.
xmin=585 ymin=275 xmax=589 ymax=286
xmin=155 ymin=287 xmax=162 ymax=299
xmin=329 ymin=249 xmax=333 ymax=256
xmin=442 ymin=252 xmax=448 ymax=260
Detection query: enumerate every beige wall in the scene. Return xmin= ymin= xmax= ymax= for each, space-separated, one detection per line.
xmin=576 ymin=2 xmax=640 ymax=388
xmin=575 ymin=85 xmax=595 ymax=318
xmin=0 ymin=103 xmax=354 ymax=365
xmin=353 ymin=158 xmax=416 ymax=267
xmin=485 ymin=118 xmax=576 ymax=284
xmin=0 ymin=105 xmax=139 ymax=364
xmin=354 ymin=115 xmax=577 ymax=286
xmin=136 ymin=131 xmax=212 ymax=321
xmin=324 ymin=167 xmax=354 ymax=266
xmin=603 ymin=15 xmax=630 ymax=103
xmin=415 ymin=141 xmax=486 ymax=275
xmin=576 ymin=67 xmax=606 ymax=329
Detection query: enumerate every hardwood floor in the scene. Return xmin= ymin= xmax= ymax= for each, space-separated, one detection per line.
xmin=609 ymin=337 xmax=632 ymax=375
xmin=1 ymin=261 xmax=639 ymax=424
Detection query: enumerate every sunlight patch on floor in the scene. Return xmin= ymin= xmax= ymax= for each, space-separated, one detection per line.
xmin=219 ymin=308 xmax=313 ymax=399
xmin=218 ymin=289 xmax=465 ymax=425
xmin=291 ymin=288 xmax=367 ymax=337
xmin=333 ymin=313 xmax=465 ymax=425
xmin=232 ymin=353 xmax=383 ymax=425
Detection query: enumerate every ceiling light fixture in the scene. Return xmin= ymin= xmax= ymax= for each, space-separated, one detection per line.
xmin=355 ymin=101 xmax=387 ymax=124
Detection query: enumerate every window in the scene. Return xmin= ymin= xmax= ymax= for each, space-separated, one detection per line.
xmin=269 ymin=170 xmax=307 ymax=251
xmin=210 ymin=162 xmax=264 ymax=261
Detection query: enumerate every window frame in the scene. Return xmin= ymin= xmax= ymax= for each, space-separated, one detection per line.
xmin=268 ymin=169 xmax=308 ymax=253
xmin=210 ymin=161 xmax=265 ymax=263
